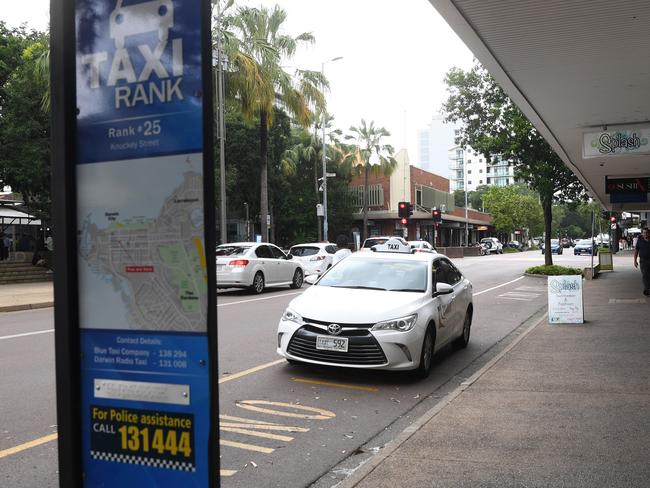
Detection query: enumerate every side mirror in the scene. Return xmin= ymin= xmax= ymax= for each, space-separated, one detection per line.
xmin=435 ymin=282 xmax=453 ymax=295
xmin=286 ymin=254 xmax=293 ymax=260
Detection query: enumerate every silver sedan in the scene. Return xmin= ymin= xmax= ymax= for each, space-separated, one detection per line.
xmin=217 ymin=242 xmax=304 ymax=293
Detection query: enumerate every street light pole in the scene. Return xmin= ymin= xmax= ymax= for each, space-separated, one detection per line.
xmin=321 ymin=56 xmax=342 ymax=242
xmin=215 ymin=1 xmax=227 ymax=244
xmin=244 ymin=202 xmax=249 ymax=241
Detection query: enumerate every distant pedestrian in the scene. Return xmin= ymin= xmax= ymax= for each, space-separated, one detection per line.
xmin=0 ymin=234 xmax=6 ymax=260
xmin=332 ymin=234 xmax=352 ymax=266
xmin=633 ymin=227 xmax=650 ymax=296
xmin=3 ymin=234 xmax=11 ymax=257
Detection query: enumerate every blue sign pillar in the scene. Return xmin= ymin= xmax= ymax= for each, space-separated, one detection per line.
xmin=52 ymin=1 xmax=217 ymax=486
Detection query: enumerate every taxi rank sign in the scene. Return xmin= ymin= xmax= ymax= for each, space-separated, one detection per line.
xmin=51 ymin=1 xmax=218 ymax=486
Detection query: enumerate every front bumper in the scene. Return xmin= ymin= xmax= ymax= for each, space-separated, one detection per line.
xmin=277 ymin=319 xmax=425 ymax=371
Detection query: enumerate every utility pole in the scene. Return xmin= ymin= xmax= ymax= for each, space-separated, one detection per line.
xmin=215 ymin=0 xmax=227 ymax=244
xmin=321 ymin=57 xmax=342 ymax=242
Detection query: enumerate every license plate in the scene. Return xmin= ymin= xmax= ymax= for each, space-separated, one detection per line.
xmin=316 ymin=336 xmax=348 ymax=352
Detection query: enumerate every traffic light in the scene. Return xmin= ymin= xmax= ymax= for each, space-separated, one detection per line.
xmin=407 ymin=202 xmax=413 ymax=217
xmin=432 ymin=207 xmax=442 ymax=223
xmin=398 ymin=202 xmax=408 ymax=218
xmin=400 ymin=217 xmax=409 ymax=226
xmin=610 ymin=215 xmax=617 ymax=224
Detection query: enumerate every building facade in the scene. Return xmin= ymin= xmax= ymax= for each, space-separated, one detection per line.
xmin=448 ymin=146 xmax=516 ymax=193
xmin=349 ymin=150 xmax=494 ymax=248
xmin=416 ymin=114 xmax=459 ymax=177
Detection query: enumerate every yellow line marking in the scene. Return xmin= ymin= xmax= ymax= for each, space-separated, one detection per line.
xmin=0 ymin=433 xmax=58 ymax=459
xmin=220 ymin=427 xmax=293 ymax=442
xmin=220 ymin=439 xmax=274 ymax=454
xmin=220 ymin=469 xmax=238 ymax=477
xmin=218 ymin=359 xmax=285 ymax=384
xmin=236 ymin=400 xmax=336 ymax=420
xmin=220 ymin=422 xmax=309 ymax=433
xmin=292 ymin=377 xmax=379 ymax=392
xmin=219 ymin=414 xmax=276 ymax=425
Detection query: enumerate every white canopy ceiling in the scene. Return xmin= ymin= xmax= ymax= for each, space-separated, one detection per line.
xmin=430 ymin=0 xmax=650 ymax=211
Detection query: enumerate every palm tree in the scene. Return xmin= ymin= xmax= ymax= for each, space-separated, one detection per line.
xmin=346 ymin=120 xmax=397 ymax=241
xmin=221 ymin=5 xmax=326 ymax=242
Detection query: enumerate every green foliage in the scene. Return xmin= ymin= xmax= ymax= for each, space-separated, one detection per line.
xmin=503 ymin=247 xmax=520 ymax=253
xmin=481 ymin=185 xmax=543 ymax=236
xmin=0 ymin=25 xmax=50 ymax=218
xmin=526 ymin=265 xmax=582 ymax=276
xmin=443 ymin=62 xmax=588 ymax=266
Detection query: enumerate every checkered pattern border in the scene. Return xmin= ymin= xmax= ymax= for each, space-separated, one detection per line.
xmin=91 ymin=451 xmax=196 ymax=472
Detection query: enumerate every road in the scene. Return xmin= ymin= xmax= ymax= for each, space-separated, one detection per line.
xmin=0 ymin=251 xmax=597 ymax=487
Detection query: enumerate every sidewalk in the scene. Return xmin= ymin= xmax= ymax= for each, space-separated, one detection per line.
xmin=343 ymin=258 xmax=650 ymax=487
xmin=0 ymin=282 xmax=54 ymax=312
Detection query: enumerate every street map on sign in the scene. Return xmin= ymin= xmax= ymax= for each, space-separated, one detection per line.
xmin=77 ymin=153 xmax=207 ymax=331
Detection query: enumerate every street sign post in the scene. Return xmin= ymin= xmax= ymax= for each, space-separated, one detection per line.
xmin=51 ymin=1 xmax=217 ymax=486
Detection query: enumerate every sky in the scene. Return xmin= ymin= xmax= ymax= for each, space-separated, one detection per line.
xmin=2 ymin=0 xmax=475 ymax=175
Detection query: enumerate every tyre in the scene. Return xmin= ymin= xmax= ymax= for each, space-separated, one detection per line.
xmin=453 ymin=308 xmax=472 ymax=349
xmin=414 ymin=325 xmax=435 ymax=379
xmin=290 ymin=269 xmax=304 ymax=289
xmin=250 ymin=272 xmax=265 ymax=294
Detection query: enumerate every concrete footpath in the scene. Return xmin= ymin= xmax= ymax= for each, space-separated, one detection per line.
xmin=0 ymin=282 xmax=54 ymax=312
xmin=341 ymin=259 xmax=650 ymax=488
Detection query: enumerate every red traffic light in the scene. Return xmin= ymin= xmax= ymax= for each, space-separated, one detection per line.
xmin=399 ymin=202 xmax=406 ymax=209
xmin=610 ymin=216 xmax=617 ymax=223
xmin=400 ymin=218 xmax=409 ymax=225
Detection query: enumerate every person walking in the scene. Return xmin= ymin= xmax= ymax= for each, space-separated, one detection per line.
xmin=633 ymin=227 xmax=650 ymax=296
xmin=332 ymin=234 xmax=352 ymax=266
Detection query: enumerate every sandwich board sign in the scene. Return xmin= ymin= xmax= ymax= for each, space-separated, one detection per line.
xmin=51 ymin=0 xmax=217 ymax=486
xmin=548 ymin=275 xmax=584 ymax=324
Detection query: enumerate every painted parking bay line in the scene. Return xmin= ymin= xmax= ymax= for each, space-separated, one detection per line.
xmin=292 ymin=377 xmax=379 ymax=392
xmin=0 ymin=433 xmax=58 ymax=459
xmin=0 ymin=329 xmax=53 ymax=341
xmin=219 ymin=359 xmax=285 ymax=384
xmin=220 ymin=439 xmax=275 ymax=454
xmin=221 ymin=470 xmax=237 ymax=477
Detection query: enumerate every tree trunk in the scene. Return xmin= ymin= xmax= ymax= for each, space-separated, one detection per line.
xmin=362 ymin=163 xmax=369 ymax=242
xmin=542 ymin=196 xmax=553 ymax=266
xmin=260 ymin=110 xmax=269 ymax=242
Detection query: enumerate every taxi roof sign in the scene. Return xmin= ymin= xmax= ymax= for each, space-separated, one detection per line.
xmin=371 ymin=237 xmax=414 ymax=253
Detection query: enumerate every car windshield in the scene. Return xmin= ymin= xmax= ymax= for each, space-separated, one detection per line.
xmin=290 ymin=246 xmax=319 ymax=257
xmin=216 ymin=245 xmax=250 ymax=256
xmin=317 ymin=259 xmax=428 ymax=292
xmin=551 ymin=239 xmax=559 ymax=245
xmin=362 ymin=238 xmax=389 ymax=248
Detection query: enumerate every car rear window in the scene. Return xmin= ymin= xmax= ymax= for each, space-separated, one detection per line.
xmin=290 ymin=246 xmax=319 ymax=257
xmin=216 ymin=245 xmax=250 ymax=256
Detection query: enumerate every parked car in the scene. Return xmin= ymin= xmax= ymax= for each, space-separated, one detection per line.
xmin=217 ymin=242 xmax=304 ymax=294
xmin=540 ymin=239 xmax=563 ymax=254
xmin=408 ymin=240 xmax=437 ymax=253
xmin=289 ymin=243 xmax=337 ymax=277
xmin=574 ymin=239 xmax=597 ymax=255
xmin=277 ymin=237 xmax=473 ymax=378
xmin=480 ymin=237 xmax=504 ymax=254
xmin=506 ymin=241 xmax=523 ymax=251
xmin=360 ymin=236 xmax=408 ymax=252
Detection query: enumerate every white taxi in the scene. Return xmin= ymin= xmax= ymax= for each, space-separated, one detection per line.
xmin=276 ymin=238 xmax=474 ymax=378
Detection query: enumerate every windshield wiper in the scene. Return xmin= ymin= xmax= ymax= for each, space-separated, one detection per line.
xmin=388 ymin=288 xmax=424 ymax=292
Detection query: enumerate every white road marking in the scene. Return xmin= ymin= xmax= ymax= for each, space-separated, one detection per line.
xmin=217 ymin=291 xmax=303 ymax=307
xmin=0 ymin=329 xmax=53 ymax=341
xmin=473 ymin=276 xmax=525 ymax=296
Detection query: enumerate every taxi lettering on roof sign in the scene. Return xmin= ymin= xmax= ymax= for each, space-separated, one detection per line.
xmin=371 ymin=237 xmax=413 ymax=253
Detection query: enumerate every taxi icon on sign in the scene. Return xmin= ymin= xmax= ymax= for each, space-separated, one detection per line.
xmin=110 ymin=0 xmax=174 ymax=49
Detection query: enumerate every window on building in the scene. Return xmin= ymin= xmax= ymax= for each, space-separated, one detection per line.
xmin=479 ymin=180 xmax=483 ymax=184
xmin=468 ymin=181 xmax=472 ymax=185
xmin=454 ymin=129 xmax=460 ymax=136
xmin=486 ymin=167 xmax=491 ymax=173
xmin=479 ymin=169 xmax=483 ymax=173
xmin=479 ymin=158 xmax=483 ymax=163
xmin=487 ymin=177 xmax=492 ymax=184
xmin=467 ymin=159 xmax=471 ymax=164
xmin=467 ymin=170 xmax=471 ymax=174
xmin=416 ymin=188 xmax=422 ymax=206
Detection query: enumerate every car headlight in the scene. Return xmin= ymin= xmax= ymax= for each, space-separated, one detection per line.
xmin=371 ymin=314 xmax=418 ymax=332
xmin=281 ymin=308 xmax=303 ymax=325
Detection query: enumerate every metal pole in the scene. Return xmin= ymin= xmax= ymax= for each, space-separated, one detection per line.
xmin=321 ymin=62 xmax=328 ymax=242
xmin=591 ymin=207 xmax=595 ymax=271
xmin=244 ymin=202 xmax=249 ymax=241
xmin=464 ymin=158 xmax=468 ymax=245
xmin=216 ymin=1 xmax=227 ymax=244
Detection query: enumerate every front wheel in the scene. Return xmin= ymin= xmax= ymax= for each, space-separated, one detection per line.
xmin=414 ymin=325 xmax=435 ymax=379
xmin=453 ymin=309 xmax=472 ymax=349
xmin=290 ymin=269 xmax=303 ymax=289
